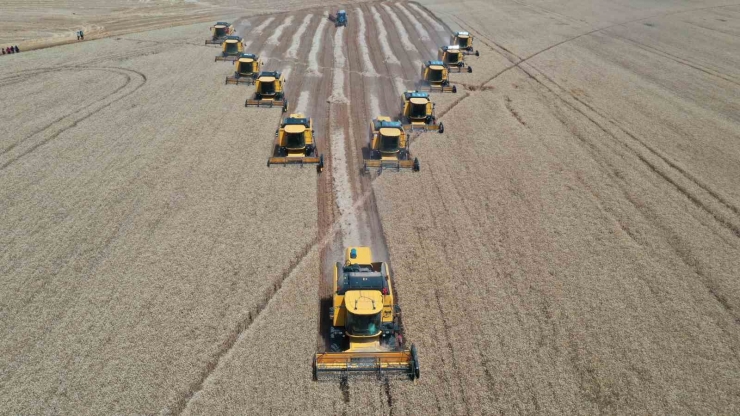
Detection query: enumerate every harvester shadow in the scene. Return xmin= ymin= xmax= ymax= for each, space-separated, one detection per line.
xmin=318 ymin=296 xmax=332 ymax=353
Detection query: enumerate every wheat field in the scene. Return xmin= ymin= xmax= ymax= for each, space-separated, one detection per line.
xmin=1 ymin=0 xmax=739 ymax=414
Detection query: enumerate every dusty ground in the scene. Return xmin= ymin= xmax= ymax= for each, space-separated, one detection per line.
xmin=1 ymin=0 xmax=739 ymax=414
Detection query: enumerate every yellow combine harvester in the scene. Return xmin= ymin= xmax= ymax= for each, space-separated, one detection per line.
xmin=363 ymin=117 xmax=419 ymax=173
xmin=268 ymin=114 xmax=324 ymax=172
xmin=244 ymin=71 xmax=288 ymax=112
xmin=438 ymin=45 xmax=472 ymax=73
xmin=206 ymin=22 xmax=234 ymax=45
xmin=400 ymin=90 xmax=444 ymax=133
xmin=417 ymin=61 xmax=456 ymax=93
xmin=314 ymin=247 xmax=420 ymax=381
xmin=214 ymin=36 xmax=244 ymax=62
xmin=451 ymin=31 xmax=480 ymax=56
xmin=225 ymin=54 xmax=262 ymax=85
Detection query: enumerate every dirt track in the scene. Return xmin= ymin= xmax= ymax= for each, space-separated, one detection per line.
xmin=1 ymin=0 xmax=740 ymax=414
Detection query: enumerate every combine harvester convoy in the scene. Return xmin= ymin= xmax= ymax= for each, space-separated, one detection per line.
xmin=314 ymin=247 xmax=420 ymax=381
xmin=209 ymin=12 xmax=481 ymax=380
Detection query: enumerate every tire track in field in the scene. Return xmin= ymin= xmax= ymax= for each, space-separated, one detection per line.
xmin=0 ymin=67 xmax=147 ymax=171
xmin=605 ymin=31 xmax=740 ymax=87
xmin=460 ymin=12 xmax=740 ymax=238
xmin=173 ymin=238 xmax=320 ymax=415
xmin=453 ymin=11 xmax=740 ymax=319
xmin=286 ymin=14 xmax=314 ymax=59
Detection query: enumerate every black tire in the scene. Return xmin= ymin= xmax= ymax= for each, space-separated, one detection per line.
xmin=468 ymin=66 xmax=473 ymax=73
xmin=413 ymin=157 xmax=420 ymax=172
xmin=438 ymin=122 xmax=444 ymax=134
xmin=452 ymin=85 xmax=458 ymax=93
xmin=475 ymin=50 xmax=480 ymax=57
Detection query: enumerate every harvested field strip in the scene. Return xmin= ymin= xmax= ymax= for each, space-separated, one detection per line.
xmin=307 ymin=14 xmax=329 ymax=75
xmin=396 ymin=3 xmax=430 ymax=41
xmin=294 ymin=90 xmax=310 ymax=115
xmin=287 ymin=14 xmax=313 ymax=59
xmin=329 ymin=28 xmax=348 ymax=104
xmin=382 ymin=4 xmax=416 ymax=51
xmin=370 ymin=5 xmax=401 ymax=65
xmin=355 ymin=8 xmax=379 ymax=77
xmin=253 ymin=17 xmax=275 ymax=34
xmin=267 ymin=15 xmax=294 ymax=45
xmin=330 ymin=125 xmax=360 ymax=245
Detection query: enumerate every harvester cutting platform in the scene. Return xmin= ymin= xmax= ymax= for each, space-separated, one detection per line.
xmin=438 ymin=45 xmax=472 ymax=73
xmin=245 ymin=71 xmax=288 ymax=111
xmin=364 ymin=117 xmax=419 ymax=173
xmin=215 ymin=36 xmax=244 ymax=62
xmin=400 ymin=91 xmax=443 ymax=133
xmin=225 ymin=54 xmax=262 ymax=85
xmin=451 ymin=31 xmax=480 ymax=56
xmin=417 ymin=61 xmax=456 ymax=93
xmin=206 ymin=22 xmax=234 ymax=45
xmin=314 ymin=247 xmax=420 ymax=381
xmin=268 ymin=114 xmax=324 ymax=172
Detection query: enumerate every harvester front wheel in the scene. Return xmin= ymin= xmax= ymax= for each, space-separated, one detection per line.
xmin=413 ymin=158 xmax=420 ymax=172
xmin=475 ymin=50 xmax=480 ymax=57
xmin=452 ymin=85 xmax=458 ymax=93
xmin=317 ymin=154 xmax=324 ymax=173
xmin=438 ymin=122 xmax=444 ymax=134
xmin=468 ymin=66 xmax=473 ymax=73
xmin=411 ymin=344 xmax=420 ymax=380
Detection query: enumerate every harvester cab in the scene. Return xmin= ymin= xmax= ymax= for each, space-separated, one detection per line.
xmin=314 ymin=247 xmax=420 ymax=381
xmin=418 ymin=61 xmax=457 ymax=93
xmin=451 ymin=31 xmax=480 ymax=56
xmin=215 ymin=36 xmax=244 ymax=61
xmin=336 ymin=10 xmax=348 ymax=27
xmin=401 ymin=91 xmax=443 ymax=133
xmin=364 ymin=117 xmax=419 ymax=173
xmin=245 ymin=71 xmax=288 ymax=111
xmin=439 ymin=45 xmax=472 ymax=73
xmin=268 ymin=114 xmax=324 ymax=172
xmin=206 ymin=22 xmax=234 ymax=44
xmin=225 ymin=54 xmax=262 ymax=85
